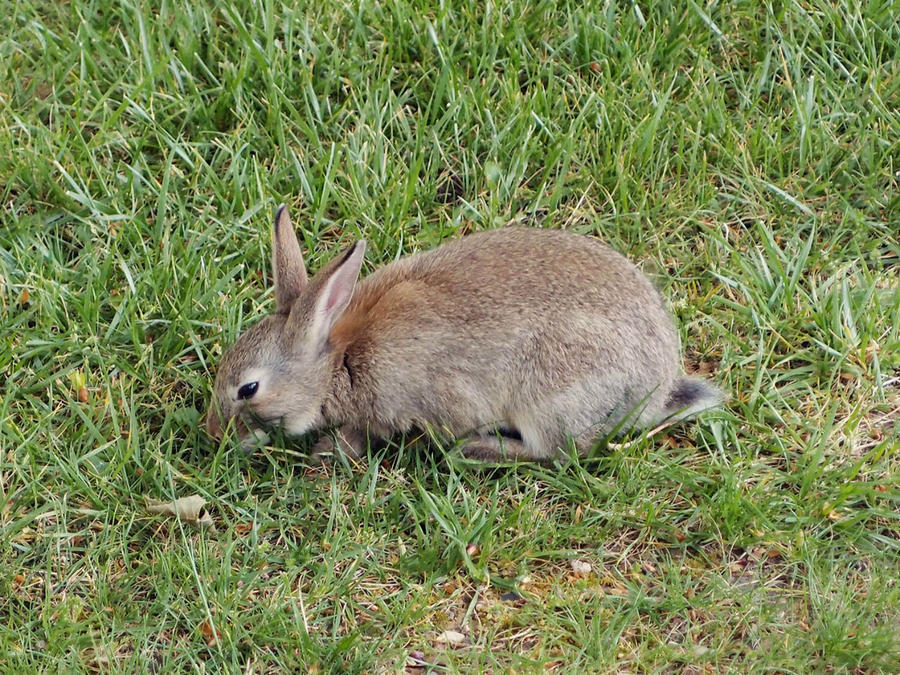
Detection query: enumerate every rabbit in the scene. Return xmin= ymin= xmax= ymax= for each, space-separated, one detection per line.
xmin=205 ymin=204 xmax=724 ymax=462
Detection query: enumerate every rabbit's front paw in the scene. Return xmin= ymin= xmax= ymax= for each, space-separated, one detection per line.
xmin=309 ymin=435 xmax=337 ymax=465
xmin=310 ymin=426 xmax=366 ymax=464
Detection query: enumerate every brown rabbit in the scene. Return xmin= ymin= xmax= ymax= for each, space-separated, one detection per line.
xmin=205 ymin=205 xmax=723 ymax=461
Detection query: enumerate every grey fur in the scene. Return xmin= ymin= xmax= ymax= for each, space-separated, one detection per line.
xmin=205 ymin=205 xmax=724 ymax=461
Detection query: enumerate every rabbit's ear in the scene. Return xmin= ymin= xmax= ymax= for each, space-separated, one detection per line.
xmin=308 ymin=240 xmax=366 ymax=347
xmin=272 ymin=204 xmax=308 ymax=314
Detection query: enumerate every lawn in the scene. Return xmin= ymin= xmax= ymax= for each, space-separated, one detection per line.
xmin=2 ymin=0 xmax=898 ymax=672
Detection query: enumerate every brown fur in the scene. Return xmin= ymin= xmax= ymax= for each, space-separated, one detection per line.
xmin=206 ymin=206 xmax=724 ymax=461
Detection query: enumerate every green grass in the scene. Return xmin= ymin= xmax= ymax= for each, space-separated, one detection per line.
xmin=2 ymin=0 xmax=899 ymax=671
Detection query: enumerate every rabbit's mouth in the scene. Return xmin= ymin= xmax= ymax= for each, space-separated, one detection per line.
xmin=239 ymin=408 xmax=322 ymax=448
xmin=246 ymin=411 xmax=285 ymax=431
xmin=234 ymin=411 xmax=283 ymax=453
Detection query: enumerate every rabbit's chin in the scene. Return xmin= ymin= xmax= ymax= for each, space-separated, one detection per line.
xmin=281 ymin=408 xmax=321 ymax=439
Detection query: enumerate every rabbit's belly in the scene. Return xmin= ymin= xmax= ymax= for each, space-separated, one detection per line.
xmin=370 ymin=378 xmax=512 ymax=438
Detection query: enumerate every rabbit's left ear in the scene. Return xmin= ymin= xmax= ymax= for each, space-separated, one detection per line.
xmin=307 ymin=240 xmax=366 ymax=348
xmin=272 ymin=204 xmax=308 ymax=314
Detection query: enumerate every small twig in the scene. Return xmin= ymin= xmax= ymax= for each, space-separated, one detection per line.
xmin=296 ymin=579 xmax=310 ymax=635
xmin=606 ymin=419 xmax=677 ymax=451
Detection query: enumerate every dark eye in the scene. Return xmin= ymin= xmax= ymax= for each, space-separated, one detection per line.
xmin=237 ymin=382 xmax=259 ymax=400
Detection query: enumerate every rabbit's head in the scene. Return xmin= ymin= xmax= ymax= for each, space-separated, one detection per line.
xmin=205 ymin=205 xmax=366 ymax=450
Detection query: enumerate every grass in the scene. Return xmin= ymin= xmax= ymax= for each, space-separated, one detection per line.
xmin=1 ymin=0 xmax=898 ymax=671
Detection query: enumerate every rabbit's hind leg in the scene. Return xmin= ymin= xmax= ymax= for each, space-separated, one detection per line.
xmin=459 ymin=429 xmax=552 ymax=463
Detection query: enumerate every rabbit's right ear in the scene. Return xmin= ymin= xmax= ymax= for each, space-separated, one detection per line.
xmin=272 ymin=204 xmax=308 ymax=314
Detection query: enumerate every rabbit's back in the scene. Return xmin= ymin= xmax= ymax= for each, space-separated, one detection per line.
xmin=329 ymin=227 xmax=681 ymax=452
xmin=348 ymin=228 xmax=669 ymax=328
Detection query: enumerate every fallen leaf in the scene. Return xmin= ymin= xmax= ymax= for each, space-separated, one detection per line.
xmin=13 ymin=526 xmax=36 ymax=544
xmin=146 ymin=495 xmax=214 ymax=529
xmin=199 ymin=619 xmax=220 ymax=646
xmin=570 ymin=559 xmax=592 ymax=577
xmin=434 ymin=630 xmax=466 ymax=646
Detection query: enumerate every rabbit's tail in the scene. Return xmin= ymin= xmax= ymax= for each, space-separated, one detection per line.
xmin=659 ymin=376 xmax=725 ymax=424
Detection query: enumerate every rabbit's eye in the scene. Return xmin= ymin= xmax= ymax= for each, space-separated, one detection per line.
xmin=237 ymin=381 xmax=259 ymax=400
